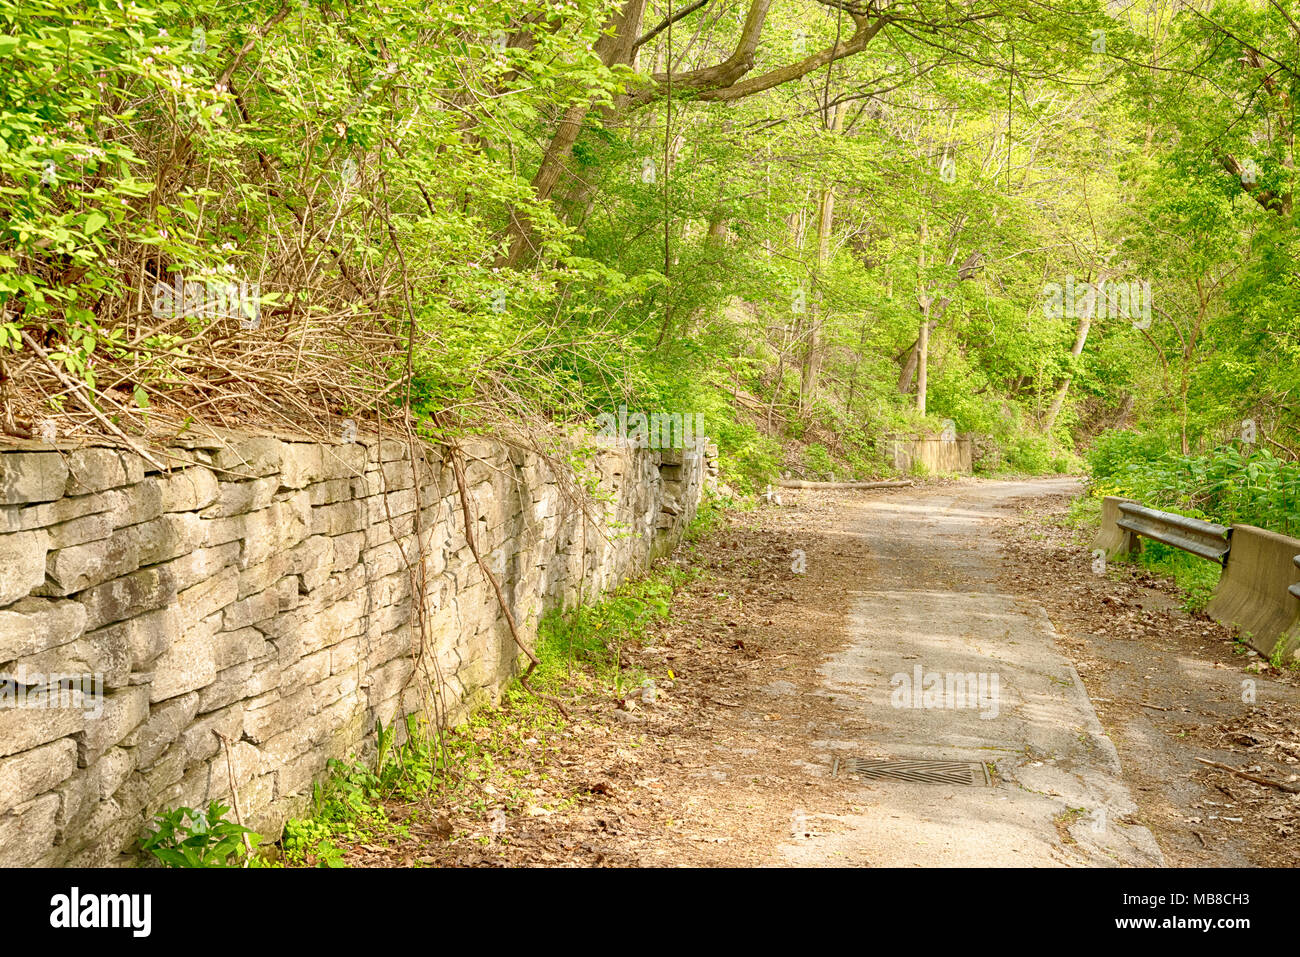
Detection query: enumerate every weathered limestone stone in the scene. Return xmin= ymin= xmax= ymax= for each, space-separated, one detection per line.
xmin=53 ymin=765 xmax=101 ymax=842
xmin=150 ymin=765 xmax=209 ymax=816
xmin=46 ymin=512 xmax=113 ymax=550
xmin=244 ymin=687 xmax=314 ymax=745
xmin=79 ymin=564 xmax=177 ymax=631
xmin=237 ymin=551 xmax=291 ymax=599
xmin=213 ymin=627 xmax=270 ymax=672
xmin=197 ymin=660 xmax=257 ymax=714
xmin=136 ymin=512 xmax=206 ymax=566
xmin=311 ymin=499 xmax=365 ymax=537
xmin=177 ymin=565 xmax=238 ymax=623
xmin=361 ymin=486 xmax=416 ymax=522
xmin=372 ymin=597 xmax=414 ymax=635
xmin=51 ymin=503 xmax=201 ymax=593
xmin=0 ymin=698 xmax=85 ymax=758
xmin=43 ymin=525 xmax=140 ymax=595
xmin=89 ymin=605 xmax=179 ymax=671
xmin=289 ymin=535 xmax=333 ymax=592
xmin=0 ymin=487 xmax=118 ymax=535
xmin=238 ymin=497 xmax=310 ymax=569
xmin=0 ymin=597 xmax=87 ymax=662
xmin=266 ymin=596 xmax=365 ymax=660
xmin=329 ymin=635 xmax=362 ymax=675
xmin=366 ymin=627 xmax=414 ymax=670
xmin=363 ymin=507 xmax=415 ymax=549
xmin=366 ymin=656 xmax=415 ymax=707
xmin=312 ymin=674 xmax=360 ymax=715
xmin=331 ymin=530 xmax=364 ymax=573
xmin=62 ymin=816 xmax=138 ymax=867
xmin=308 ymin=478 xmax=354 ymax=506
xmin=64 ymin=448 xmax=129 ymax=496
xmin=247 ymin=657 xmax=280 ymax=698
xmin=95 ymin=746 xmax=136 ymax=801
xmin=0 ymin=429 xmax=706 ymax=864
xmin=118 ymin=451 xmax=148 ymax=484
xmin=0 ymin=793 xmax=60 ymax=865
xmin=0 ymin=528 xmax=49 ymax=606
xmin=365 ymin=438 xmax=409 ymax=464
xmin=320 ymin=443 xmax=367 ymax=479
xmin=222 ymin=578 xmax=293 ymax=630
xmin=363 ymin=539 xmax=415 ymax=581
xmin=159 ymin=466 xmax=219 ymax=512
xmin=111 ymin=476 xmax=163 ymax=528
xmin=211 ymin=435 xmax=283 ymax=478
xmin=149 ymin=614 xmax=220 ymax=702
xmin=139 ymin=742 xmax=186 ymax=796
xmin=280 ymin=648 xmax=331 ymax=690
xmin=0 ymin=452 xmax=69 ymax=505
xmin=123 ymin=692 xmax=199 ymax=769
xmin=203 ymin=510 xmax=251 ymax=547
xmin=306 ymin=562 xmax=366 ymax=608
xmin=202 ymin=476 xmax=279 ymax=519
xmin=0 ymin=738 xmax=77 ymax=813
xmin=372 ymin=572 xmax=411 ymax=610
xmin=163 ymin=541 xmax=240 ymax=593
xmin=9 ymin=623 xmax=131 ymax=689
xmin=77 ymin=685 xmax=149 ymax=765
xmin=276 ymin=748 xmax=325 ymax=799
xmin=279 ymin=443 xmax=324 ymax=489
xmin=180 ymin=704 xmax=244 ymax=764
xmin=208 ymin=738 xmax=263 ymax=791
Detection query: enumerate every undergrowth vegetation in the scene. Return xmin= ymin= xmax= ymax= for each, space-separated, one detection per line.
xmin=272 ymin=557 xmax=696 ymax=867
xmin=1088 ymin=431 xmax=1300 ymax=534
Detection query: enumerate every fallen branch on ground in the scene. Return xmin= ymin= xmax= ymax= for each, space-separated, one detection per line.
xmin=1195 ymin=757 xmax=1300 ymax=793
xmin=774 ymin=479 xmax=914 ymax=490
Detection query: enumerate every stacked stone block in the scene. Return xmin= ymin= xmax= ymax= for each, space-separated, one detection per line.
xmin=0 ymin=431 xmax=708 ymax=865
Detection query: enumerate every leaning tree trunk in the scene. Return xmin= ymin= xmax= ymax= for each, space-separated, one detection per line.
xmin=503 ymin=0 xmax=648 ymax=267
xmin=1041 ymin=311 xmax=1091 ymax=433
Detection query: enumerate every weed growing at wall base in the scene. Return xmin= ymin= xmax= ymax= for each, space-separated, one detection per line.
xmin=139 ymin=804 xmax=261 ymax=868
xmin=275 ymin=556 xmax=699 ymax=866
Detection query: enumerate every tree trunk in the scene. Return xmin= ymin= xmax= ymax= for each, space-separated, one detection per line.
xmin=503 ymin=0 xmax=648 ymax=267
xmin=915 ymin=309 xmax=930 ymax=416
xmin=800 ymin=101 xmax=846 ymax=406
xmin=506 ymin=0 xmax=892 ymax=267
xmin=1041 ymin=312 xmax=1091 ymax=433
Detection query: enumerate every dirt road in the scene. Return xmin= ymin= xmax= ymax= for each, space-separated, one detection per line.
xmin=351 ymin=477 xmax=1298 ymax=867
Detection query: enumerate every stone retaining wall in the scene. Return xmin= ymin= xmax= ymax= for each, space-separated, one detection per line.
xmin=0 ymin=431 xmax=712 ymax=865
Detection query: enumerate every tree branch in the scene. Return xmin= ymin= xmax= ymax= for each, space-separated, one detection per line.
xmin=634 ymin=0 xmax=711 ymax=50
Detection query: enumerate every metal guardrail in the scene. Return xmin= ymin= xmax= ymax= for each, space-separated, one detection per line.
xmin=1291 ymin=555 xmax=1300 ymax=601
xmin=1116 ymin=502 xmax=1232 ymax=565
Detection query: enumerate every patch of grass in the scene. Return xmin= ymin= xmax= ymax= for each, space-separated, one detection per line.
xmin=1125 ymin=542 xmax=1222 ymax=614
xmin=1062 ymin=493 xmax=1102 ymax=531
xmin=687 ymin=495 xmax=728 ymax=542
xmin=279 ymin=559 xmax=697 ymax=866
xmin=534 ymin=564 xmax=693 ymax=696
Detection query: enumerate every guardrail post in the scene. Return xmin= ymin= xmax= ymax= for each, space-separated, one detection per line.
xmin=1092 ymin=496 xmax=1140 ymax=559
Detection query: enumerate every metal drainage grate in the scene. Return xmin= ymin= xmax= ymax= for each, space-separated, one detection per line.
xmin=833 ymin=758 xmax=993 ymax=786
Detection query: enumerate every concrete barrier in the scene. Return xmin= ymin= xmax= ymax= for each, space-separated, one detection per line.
xmin=1206 ymin=524 xmax=1300 ymax=660
xmin=884 ymin=434 xmax=972 ymax=474
xmin=1091 ymin=496 xmax=1139 ymax=558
